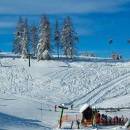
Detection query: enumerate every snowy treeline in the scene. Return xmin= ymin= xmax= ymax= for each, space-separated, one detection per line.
xmin=12 ymin=16 xmax=78 ymax=60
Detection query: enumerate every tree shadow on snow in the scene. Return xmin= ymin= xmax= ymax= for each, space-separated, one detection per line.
xmin=0 ymin=112 xmax=50 ymax=129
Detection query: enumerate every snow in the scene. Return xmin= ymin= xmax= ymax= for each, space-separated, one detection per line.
xmin=0 ymin=94 xmax=51 ymax=130
xmin=0 ymin=56 xmax=130 ymax=129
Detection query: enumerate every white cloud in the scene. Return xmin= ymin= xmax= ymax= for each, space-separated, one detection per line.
xmin=0 ymin=0 xmax=129 ymax=15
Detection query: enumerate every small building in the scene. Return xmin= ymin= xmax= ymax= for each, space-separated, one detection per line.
xmin=112 ymin=53 xmax=122 ymax=60
xmin=79 ymin=104 xmax=93 ymax=125
xmin=125 ymin=119 xmax=130 ymax=128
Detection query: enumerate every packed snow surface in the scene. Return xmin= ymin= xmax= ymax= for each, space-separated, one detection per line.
xmin=0 ymin=57 xmax=130 ymax=130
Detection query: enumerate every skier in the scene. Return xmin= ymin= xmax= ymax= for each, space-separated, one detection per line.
xmin=71 ymin=121 xmax=74 ymax=129
xmin=71 ymin=104 xmax=73 ymax=110
xmin=121 ymin=115 xmax=124 ymax=125
xmin=76 ymin=120 xmax=80 ymax=129
xmin=55 ymin=105 xmax=57 ymax=112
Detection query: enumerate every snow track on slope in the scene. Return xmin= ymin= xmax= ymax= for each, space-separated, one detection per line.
xmin=72 ymin=72 xmax=130 ymax=107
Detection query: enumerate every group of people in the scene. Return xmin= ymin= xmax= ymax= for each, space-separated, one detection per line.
xmin=96 ymin=113 xmax=128 ymax=125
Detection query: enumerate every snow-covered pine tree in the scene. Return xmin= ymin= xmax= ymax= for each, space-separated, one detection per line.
xmin=37 ymin=16 xmax=51 ymax=60
xmin=61 ymin=16 xmax=78 ymax=59
xmin=30 ymin=25 xmax=38 ymax=56
xmin=54 ymin=18 xmax=61 ymax=59
xmin=21 ymin=18 xmax=29 ymax=58
xmin=12 ymin=17 xmax=24 ymax=54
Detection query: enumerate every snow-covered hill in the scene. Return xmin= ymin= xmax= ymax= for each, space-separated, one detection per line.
xmin=0 ymin=57 xmax=130 ymax=129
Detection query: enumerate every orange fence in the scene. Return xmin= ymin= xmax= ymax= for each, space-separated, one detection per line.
xmin=62 ymin=114 xmax=82 ymax=122
xmin=61 ymin=114 xmax=93 ymax=127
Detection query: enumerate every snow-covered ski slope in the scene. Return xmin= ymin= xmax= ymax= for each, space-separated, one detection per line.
xmin=1 ymin=58 xmax=130 ymax=106
xmin=0 ymin=56 xmax=130 ymax=129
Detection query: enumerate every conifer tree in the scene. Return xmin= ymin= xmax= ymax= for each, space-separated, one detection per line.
xmin=37 ymin=16 xmax=51 ymax=60
xmin=30 ymin=25 xmax=38 ymax=56
xmin=61 ymin=16 xmax=78 ymax=59
xmin=54 ymin=19 xmax=61 ymax=59
xmin=21 ymin=18 xmax=29 ymax=58
xmin=13 ymin=17 xmax=24 ymax=54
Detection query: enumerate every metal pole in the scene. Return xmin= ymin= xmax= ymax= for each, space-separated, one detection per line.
xmin=59 ymin=108 xmax=64 ymax=128
xmin=58 ymin=105 xmax=68 ymax=128
xmin=29 ymin=54 xmax=31 ymax=67
xmin=41 ymin=102 xmax=43 ymax=121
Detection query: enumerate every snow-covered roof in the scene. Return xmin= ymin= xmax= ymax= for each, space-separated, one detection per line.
xmin=125 ymin=119 xmax=130 ymax=128
xmin=79 ymin=103 xmax=90 ymax=113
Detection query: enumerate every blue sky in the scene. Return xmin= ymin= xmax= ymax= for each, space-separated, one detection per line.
xmin=0 ymin=0 xmax=130 ymax=58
